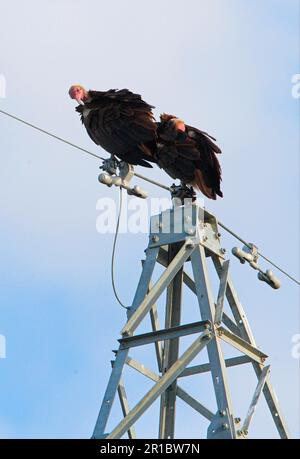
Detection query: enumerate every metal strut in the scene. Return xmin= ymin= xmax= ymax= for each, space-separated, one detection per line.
xmin=92 ymin=203 xmax=290 ymax=439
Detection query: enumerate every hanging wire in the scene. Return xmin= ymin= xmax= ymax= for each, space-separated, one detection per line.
xmin=111 ymin=187 xmax=129 ymax=309
xmin=0 ymin=108 xmax=299 ymax=287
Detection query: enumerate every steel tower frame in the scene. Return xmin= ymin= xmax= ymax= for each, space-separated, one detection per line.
xmin=92 ymin=202 xmax=290 ymax=439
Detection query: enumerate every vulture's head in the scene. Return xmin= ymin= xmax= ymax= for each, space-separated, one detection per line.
xmin=159 ymin=114 xmax=186 ymax=141
xmin=68 ymin=84 xmax=89 ymax=105
xmin=160 ymin=113 xmax=186 ymax=133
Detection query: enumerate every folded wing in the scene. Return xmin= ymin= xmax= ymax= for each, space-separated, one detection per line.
xmin=157 ymin=116 xmax=223 ymax=199
xmin=77 ymin=89 xmax=157 ymax=167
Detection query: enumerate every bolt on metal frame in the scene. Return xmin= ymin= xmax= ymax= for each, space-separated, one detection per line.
xmin=92 ymin=203 xmax=290 ymax=439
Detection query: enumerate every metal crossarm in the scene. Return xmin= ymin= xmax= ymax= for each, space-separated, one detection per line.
xmin=180 ymin=355 xmax=252 ymax=378
xmin=119 ymin=320 xmax=211 ymax=349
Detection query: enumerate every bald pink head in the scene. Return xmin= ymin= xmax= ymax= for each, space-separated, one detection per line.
xmin=173 ymin=119 xmax=186 ymax=132
xmin=68 ymin=84 xmax=88 ymax=104
xmin=160 ymin=113 xmax=186 ymax=132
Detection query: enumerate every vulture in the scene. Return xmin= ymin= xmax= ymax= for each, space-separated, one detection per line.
xmin=68 ymin=85 xmax=157 ymax=167
xmin=156 ymin=114 xmax=223 ymax=200
xmin=69 ymin=85 xmax=223 ymax=199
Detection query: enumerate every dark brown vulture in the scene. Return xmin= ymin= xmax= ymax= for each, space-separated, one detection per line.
xmin=69 ymin=85 xmax=157 ymax=167
xmin=156 ymin=114 xmax=223 ymax=200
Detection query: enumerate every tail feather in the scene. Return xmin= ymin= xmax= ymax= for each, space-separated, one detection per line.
xmin=191 ymin=169 xmax=217 ymax=200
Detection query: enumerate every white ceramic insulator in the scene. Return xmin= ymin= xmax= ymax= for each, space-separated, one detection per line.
xmin=98 ymin=173 xmax=113 ymax=186
xmin=133 ymin=186 xmax=148 ymax=199
xmin=111 ymin=177 xmax=122 ymax=187
xmin=232 ymin=247 xmax=253 ymax=263
xmin=258 ymin=270 xmax=281 ymax=289
xmin=265 ymin=269 xmax=281 ymax=289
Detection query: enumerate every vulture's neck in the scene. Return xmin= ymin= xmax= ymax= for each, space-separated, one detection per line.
xmin=84 ymin=94 xmax=92 ymax=103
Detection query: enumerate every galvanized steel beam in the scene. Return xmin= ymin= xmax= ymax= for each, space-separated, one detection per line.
xmin=107 ymin=330 xmax=212 ymax=439
xmin=121 ymin=243 xmax=195 ymax=336
xmin=241 ymin=365 xmax=270 ymax=435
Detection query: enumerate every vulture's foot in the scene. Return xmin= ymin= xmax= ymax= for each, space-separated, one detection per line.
xmin=170 ymin=183 xmax=197 ymax=203
xmin=100 ymin=156 xmax=120 ymax=176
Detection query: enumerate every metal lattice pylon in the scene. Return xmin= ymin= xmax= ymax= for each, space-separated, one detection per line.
xmin=92 ymin=203 xmax=290 ymax=439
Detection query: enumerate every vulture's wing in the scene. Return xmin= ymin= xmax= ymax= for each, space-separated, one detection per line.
xmin=185 ymin=125 xmax=222 ymax=154
xmin=78 ymin=89 xmax=157 ymax=166
xmin=157 ymin=119 xmax=223 ymax=199
xmin=185 ymin=125 xmax=222 ymax=198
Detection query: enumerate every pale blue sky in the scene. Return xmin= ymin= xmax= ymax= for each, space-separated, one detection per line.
xmin=0 ymin=0 xmax=299 ymax=438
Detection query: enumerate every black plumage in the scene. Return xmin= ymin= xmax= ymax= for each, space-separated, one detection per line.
xmin=70 ymin=86 xmax=223 ymax=199
xmin=156 ymin=114 xmax=223 ymax=200
xmin=75 ymin=88 xmax=157 ymax=167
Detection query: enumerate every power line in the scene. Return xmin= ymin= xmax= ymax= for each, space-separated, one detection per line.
xmin=0 ymin=108 xmax=299 ymax=287
xmin=0 ymin=109 xmax=105 ymax=161
xmin=134 ymin=171 xmax=172 ymax=192
xmin=0 ymin=109 xmax=170 ymax=191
